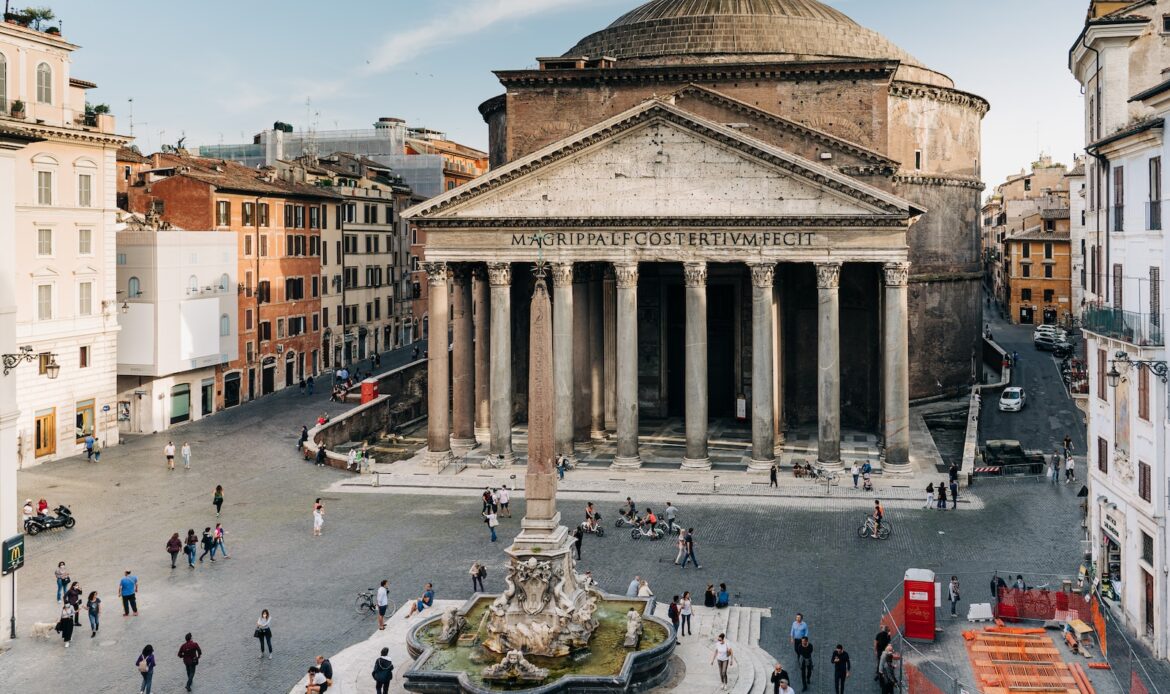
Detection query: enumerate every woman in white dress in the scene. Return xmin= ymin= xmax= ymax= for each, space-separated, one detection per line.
xmin=312 ymin=498 xmax=324 ymax=536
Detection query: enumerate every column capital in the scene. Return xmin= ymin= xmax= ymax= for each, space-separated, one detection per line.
xmin=613 ymin=262 xmax=639 ymax=289
xmin=683 ymin=262 xmax=708 ymax=288
xmin=422 ymin=261 xmax=448 ymax=286
xmin=748 ymin=262 xmax=775 ymax=289
xmin=486 ymin=262 xmax=512 ymax=287
xmin=472 ymin=265 xmax=488 ymax=283
xmin=815 ymin=262 xmax=842 ymax=289
xmin=882 ymin=262 xmax=911 ymax=287
xmin=550 ymin=262 xmax=574 ymax=287
xmin=449 ymin=264 xmax=473 ymax=285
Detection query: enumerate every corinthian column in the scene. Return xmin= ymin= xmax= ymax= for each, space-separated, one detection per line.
xmin=551 ymin=262 xmax=576 ymax=463
xmin=451 ymin=267 xmax=475 ymax=450
xmin=749 ymin=262 xmax=776 ymax=471
xmin=487 ymin=262 xmax=515 ymax=466
xmin=882 ymin=262 xmax=912 ymax=472
xmin=423 ymin=262 xmax=452 ymax=465
xmin=682 ymin=262 xmax=710 ymax=470
xmin=572 ymin=267 xmax=591 ymax=443
xmin=589 ymin=269 xmax=606 ymax=441
xmin=816 ymin=262 xmax=842 ymax=470
xmin=473 ymin=266 xmax=490 ymax=444
xmin=612 ymin=262 xmax=641 ymax=469
xmin=603 ymin=267 xmax=617 ymax=431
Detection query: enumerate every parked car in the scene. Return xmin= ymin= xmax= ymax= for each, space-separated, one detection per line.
xmin=1034 ymin=334 xmax=1057 ymax=351
xmin=998 ymin=387 xmax=1026 ymax=411
xmin=1052 ymin=340 xmax=1075 ymax=358
xmin=979 ymin=439 xmax=1047 ymax=475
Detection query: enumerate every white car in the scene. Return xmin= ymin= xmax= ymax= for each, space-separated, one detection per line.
xmin=1034 ymin=325 xmax=1067 ymax=341
xmin=998 ymin=387 xmax=1026 ymax=412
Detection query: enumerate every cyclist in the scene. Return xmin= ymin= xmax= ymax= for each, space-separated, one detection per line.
xmin=622 ymin=497 xmax=637 ymax=521
xmin=584 ymin=502 xmax=599 ymax=531
xmin=644 ymin=507 xmax=658 ymax=534
xmin=871 ymin=500 xmax=884 ymax=539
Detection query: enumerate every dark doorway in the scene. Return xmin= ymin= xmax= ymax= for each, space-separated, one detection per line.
xmin=708 ymin=283 xmax=736 ymax=418
xmin=1043 ymin=308 xmax=1057 ymax=324
xmin=246 ymin=369 xmax=254 ymax=402
xmin=665 ymin=283 xmax=685 ymax=417
xmin=225 ymin=373 xmax=241 ymax=408
xmin=262 ymin=362 xmax=276 ymax=394
xmin=1019 ymin=306 xmax=1034 ymax=324
xmin=284 ymin=354 xmax=294 ymax=387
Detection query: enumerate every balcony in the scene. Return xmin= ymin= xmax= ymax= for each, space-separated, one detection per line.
xmin=1082 ymin=306 xmax=1163 ymax=346
xmin=1148 ymin=200 xmax=1163 ymax=231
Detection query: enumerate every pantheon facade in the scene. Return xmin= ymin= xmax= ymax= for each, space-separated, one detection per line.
xmin=406 ymin=0 xmax=988 ymax=472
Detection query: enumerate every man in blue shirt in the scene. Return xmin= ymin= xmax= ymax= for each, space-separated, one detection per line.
xmin=118 ymin=570 xmax=139 ymax=616
xmin=626 ymin=576 xmax=641 ymax=597
xmin=790 ymin=613 xmax=808 ymax=656
xmin=406 ymin=583 xmax=434 ymax=618
xmin=84 ymin=434 xmax=95 ymax=461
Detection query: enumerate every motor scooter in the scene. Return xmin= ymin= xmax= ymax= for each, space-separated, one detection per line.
xmin=24 ymin=505 xmax=75 ymax=535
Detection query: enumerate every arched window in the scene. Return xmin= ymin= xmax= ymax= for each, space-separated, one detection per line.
xmin=219 ymin=313 xmax=230 ymax=337
xmin=188 ymin=275 xmax=199 ymax=294
xmin=35 ymin=62 xmax=51 ymax=104
xmin=0 ymin=53 xmax=7 ymax=111
xmin=218 ymin=273 xmax=230 ymax=291
xmin=127 ymin=276 xmax=141 ymax=298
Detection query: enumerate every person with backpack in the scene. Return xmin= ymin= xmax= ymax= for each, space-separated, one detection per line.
xmin=136 ymin=644 xmax=156 ymax=694
xmin=166 ymin=533 xmax=183 ymax=569
xmin=372 ymin=646 xmax=394 ymax=694
xmin=471 ymin=562 xmax=486 ymax=592
xmin=667 ymin=595 xmax=681 ymax=642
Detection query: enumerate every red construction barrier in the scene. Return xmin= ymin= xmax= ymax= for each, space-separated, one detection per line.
xmin=905 ymin=662 xmax=947 ymax=694
xmin=995 ymin=587 xmax=1069 ymax=622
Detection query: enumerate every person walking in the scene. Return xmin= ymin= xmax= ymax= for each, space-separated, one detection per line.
xmin=769 ymin=464 xmax=778 ymax=488
xmin=795 ymin=636 xmax=814 ymax=691
xmin=377 ymin=579 xmax=390 ymax=630
xmin=948 ymin=576 xmax=961 ymax=617
xmin=198 ymin=527 xmax=216 ymax=562
xmin=949 ymin=478 xmax=958 ymax=509
xmin=471 ymin=562 xmax=486 ymax=593
xmin=790 ymin=613 xmax=809 ymax=657
xmin=84 ymin=433 xmax=95 ymax=461
xmin=878 ymin=645 xmax=897 ymax=694
xmin=936 ymin=482 xmax=947 ymax=509
xmin=772 ymin=664 xmax=794 ymax=694
xmin=166 ymin=533 xmax=183 ymax=569
xmin=483 ymin=507 xmax=499 ymax=542
xmin=681 ymin=528 xmax=701 ymax=569
xmin=873 ymin=625 xmax=891 ymax=680
xmin=711 ymin=632 xmax=735 ymax=690
xmin=674 ymin=529 xmax=687 ymax=565
xmin=119 ymin=570 xmax=139 ymax=616
xmin=1062 ymin=434 xmax=1072 ymax=457
xmin=55 ymin=561 xmax=70 ymax=602
xmin=56 ymin=602 xmax=75 ymax=647
xmin=498 ymin=485 xmax=511 ymax=518
xmin=1050 ymin=454 xmax=1060 ymax=485
xmin=850 ymin=462 xmax=860 ymax=489
xmin=313 ymin=498 xmax=324 ymax=537
xmin=924 ymin=482 xmax=935 ymax=509
xmin=181 ymin=442 xmax=192 ymax=470
xmin=307 ymin=375 xmax=315 ymax=396
xmin=667 ymin=595 xmax=681 ymax=641
xmin=1065 ymin=455 xmax=1076 ymax=483
xmin=137 ymin=645 xmax=156 ymax=694
xmin=372 ymin=646 xmax=394 ymax=694
xmin=213 ymin=523 xmax=229 ymax=558
xmin=212 ymin=485 xmax=224 ymax=517
xmin=680 ymin=591 xmax=693 ymax=636
xmin=831 ymin=644 xmax=851 ymax=694
xmin=65 ymin=581 xmax=82 ymax=625
xmin=184 ymin=529 xmax=198 ymax=568
xmin=164 ymin=441 xmax=176 ymax=470
xmin=255 ymin=609 xmax=273 ymax=658
xmin=177 ymin=633 xmax=202 ymax=692
xmin=573 ymin=525 xmax=583 ymax=560
xmin=85 ymin=590 xmax=101 ymax=637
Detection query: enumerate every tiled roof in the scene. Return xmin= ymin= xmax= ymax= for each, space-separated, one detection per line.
xmin=117 ymin=146 xmax=150 ymax=163
xmin=153 ymin=153 xmax=342 ymax=199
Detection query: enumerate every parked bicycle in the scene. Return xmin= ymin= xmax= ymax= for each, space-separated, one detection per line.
xmin=857 ymin=516 xmax=891 ymax=540
xmin=354 ymin=588 xmax=395 ymax=616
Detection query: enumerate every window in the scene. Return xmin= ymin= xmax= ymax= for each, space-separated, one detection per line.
xmin=914 ymin=150 xmax=922 ymax=170
xmin=294 ymin=205 xmax=305 ymax=229
xmin=244 ymin=271 xmax=253 ymax=297
xmin=1043 ymin=289 xmax=1054 ymax=303
xmin=1151 ymin=268 xmax=1161 ymax=327
xmin=1044 ymin=242 xmax=1053 ymax=259
xmin=1024 ymin=178 xmax=1032 ymax=192
xmin=78 ymin=228 xmax=92 ymax=255
xmin=284 ymin=204 xmax=293 ymax=228
xmin=245 ymin=341 xmax=254 ymax=363
xmin=151 ymin=199 xmax=164 ymax=216
xmin=309 ymin=206 xmax=320 ymax=229
xmin=78 ymin=281 xmax=92 ymax=316
xmin=1022 ymin=264 xmax=1031 ymax=278
xmin=74 ymin=399 xmax=95 ymax=442
xmin=1097 ymin=436 xmax=1108 ymax=474
xmin=1043 ymin=265 xmax=1053 ymax=278
xmin=36 ymin=228 xmax=52 ymax=256
xmin=312 ymin=313 xmax=319 ymax=332
xmin=78 ymin=345 xmax=90 ymax=369
xmin=188 ymin=275 xmax=199 ymax=294
xmin=77 ymin=173 xmax=92 ymax=207
xmin=447 ymin=181 xmax=456 ymax=191
xmin=1163 ymin=14 xmax=1170 ymax=33
xmin=311 ymin=275 xmax=319 ymax=298
xmin=258 ymin=321 xmax=271 ymax=341
xmin=1044 ymin=219 xmax=1055 ymax=232
xmin=1138 ymin=364 xmax=1150 ymax=420
xmin=128 ymin=276 xmax=141 ymax=298
xmin=322 ymin=307 xmax=329 ymax=327
xmin=244 ymin=234 xmax=253 ymax=256
xmin=216 ymin=200 xmax=230 ymax=226
xmin=35 ymin=62 xmax=51 ymax=104
xmin=37 ymin=170 xmax=52 ymax=205
xmin=1022 ymin=242 xmax=1031 ymax=258
xmin=123 ymin=165 xmax=130 ymax=181
xmin=260 ymin=235 xmax=268 ymax=257
xmin=322 ymin=241 xmax=328 ymax=266
xmin=284 ymin=277 xmax=305 ymax=301
xmin=257 ymin=280 xmax=270 ymax=303
xmin=259 ymin=203 xmax=270 ymax=227
xmin=0 ymin=52 xmax=6 ymax=111
xmin=245 ymin=309 xmax=253 ymax=330
xmin=1097 ymin=349 xmax=1108 ymax=401
xmin=1114 ymin=264 xmax=1124 ymax=308
xmin=1139 ymin=463 xmax=1152 ymax=503
xmin=277 ymin=318 xmax=285 ymax=338
xmin=243 ymin=202 xmax=255 ymax=226
xmin=1114 ymin=166 xmax=1125 ymax=231
xmin=36 ymin=284 xmax=52 ymax=320
xmin=37 ymin=353 xmax=52 ymax=375
xmin=219 ymin=273 xmax=230 ymax=292
xmin=219 ymin=313 xmax=230 ymax=337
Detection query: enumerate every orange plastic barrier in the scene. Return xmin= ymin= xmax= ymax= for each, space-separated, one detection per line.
xmin=1131 ymin=670 xmax=1150 ymax=694
xmin=904 ymin=662 xmax=947 ymax=694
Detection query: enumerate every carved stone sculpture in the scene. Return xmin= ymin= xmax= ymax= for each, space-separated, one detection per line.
xmin=438 ymin=606 xmax=466 ymax=645
xmin=623 ymin=607 xmax=643 ymax=648
xmin=481 ymin=649 xmax=549 ymax=683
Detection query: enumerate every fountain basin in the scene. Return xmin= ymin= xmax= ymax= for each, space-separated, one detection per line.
xmin=404 ymin=595 xmax=675 ymax=693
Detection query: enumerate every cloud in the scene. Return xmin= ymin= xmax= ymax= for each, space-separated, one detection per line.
xmin=365 ymin=0 xmax=593 ymax=73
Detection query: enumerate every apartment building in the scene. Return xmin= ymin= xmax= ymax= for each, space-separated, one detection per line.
xmin=1003 ymin=190 xmax=1074 ymax=325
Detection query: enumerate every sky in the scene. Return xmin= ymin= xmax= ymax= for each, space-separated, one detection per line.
xmin=47 ymin=0 xmax=1087 ymax=191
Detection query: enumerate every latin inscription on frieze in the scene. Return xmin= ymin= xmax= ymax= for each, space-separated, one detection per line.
xmin=511 ymin=231 xmax=816 ymax=248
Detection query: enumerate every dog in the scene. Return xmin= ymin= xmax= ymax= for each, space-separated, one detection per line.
xmin=30 ymin=621 xmax=56 ymax=639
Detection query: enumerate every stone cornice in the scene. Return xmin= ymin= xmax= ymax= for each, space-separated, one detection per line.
xmin=888 ymin=81 xmax=990 ymax=116
xmin=415 ymin=215 xmax=910 ymax=229
xmin=13 ymin=120 xmax=132 ymax=147
xmin=495 ymin=60 xmax=899 ymax=88
xmin=892 ymin=173 xmax=986 ymax=191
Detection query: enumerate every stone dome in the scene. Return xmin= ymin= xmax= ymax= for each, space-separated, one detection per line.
xmin=564 ymin=0 xmax=926 ymax=69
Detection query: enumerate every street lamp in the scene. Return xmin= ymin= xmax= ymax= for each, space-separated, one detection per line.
xmin=1108 ymin=350 xmax=1168 ymax=389
xmin=2 ymin=346 xmax=60 ymax=379
xmin=1106 ymin=364 xmax=1122 ymax=389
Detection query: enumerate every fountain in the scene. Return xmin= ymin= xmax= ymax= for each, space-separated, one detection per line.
xmin=404 ymin=267 xmax=675 ymax=693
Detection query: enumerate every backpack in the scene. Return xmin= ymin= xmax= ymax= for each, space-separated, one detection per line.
xmin=137 ymin=656 xmax=150 ymax=673
xmin=668 ymin=603 xmax=679 ymax=620
xmin=477 ymin=565 xmax=487 ymax=579
xmin=372 ymin=658 xmax=394 ymax=683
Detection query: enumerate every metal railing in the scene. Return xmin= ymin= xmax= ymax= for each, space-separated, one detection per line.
xmin=1082 ymin=306 xmax=1164 ymax=346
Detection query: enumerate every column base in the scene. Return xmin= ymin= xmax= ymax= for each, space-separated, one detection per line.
xmin=425 ymin=448 xmax=453 ymax=467
xmin=610 ymin=454 xmax=642 ymax=470
xmin=681 ymin=456 xmax=711 ymax=471
xmin=489 ymin=452 xmax=517 ymax=467
xmin=817 ymin=459 xmax=844 ymax=472
xmin=881 ymin=458 xmax=912 ymax=474
xmin=474 ymin=427 xmax=490 ymax=445
xmin=747 ymin=457 xmax=775 ymax=473
xmin=451 ymin=438 xmax=477 ymax=455
xmin=590 ymin=429 xmax=608 ymax=442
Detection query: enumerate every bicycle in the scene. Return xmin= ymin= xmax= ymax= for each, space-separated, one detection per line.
xmin=857 ymin=516 xmax=891 ymax=540
xmin=354 ymin=588 xmax=394 ymax=616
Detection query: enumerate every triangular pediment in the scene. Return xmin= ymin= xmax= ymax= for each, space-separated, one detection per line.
xmin=406 ymin=100 xmax=920 ymax=224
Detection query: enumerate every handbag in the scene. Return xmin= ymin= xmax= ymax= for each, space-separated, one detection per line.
xmin=253 ymin=628 xmax=263 ymax=638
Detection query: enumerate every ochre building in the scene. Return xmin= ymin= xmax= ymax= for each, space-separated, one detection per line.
xmin=407 ymin=0 xmax=988 ymax=472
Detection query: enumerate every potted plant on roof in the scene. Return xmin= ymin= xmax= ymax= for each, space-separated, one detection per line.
xmin=10 ymin=100 xmax=26 ymax=119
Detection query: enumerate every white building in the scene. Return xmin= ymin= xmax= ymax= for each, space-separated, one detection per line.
xmin=2 ymin=20 xmax=130 ymax=467
xmin=114 ymin=226 xmax=238 ymax=434
xmin=1071 ymin=0 xmax=1170 ymax=660
xmin=1066 ymin=157 xmax=1094 ymax=312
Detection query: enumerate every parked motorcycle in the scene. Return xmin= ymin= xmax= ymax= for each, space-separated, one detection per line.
xmin=24 ymin=505 xmax=75 ymax=535
xmin=578 ymin=520 xmax=605 ymax=537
